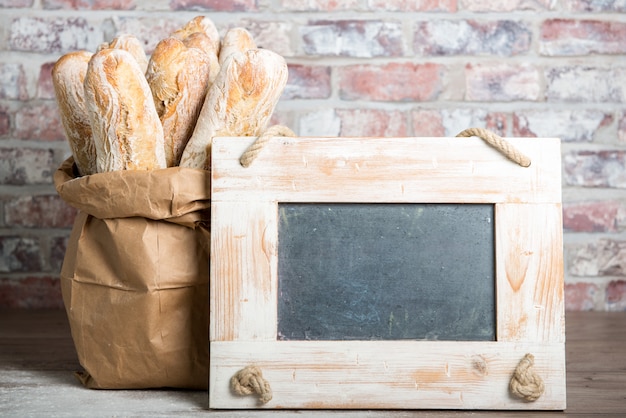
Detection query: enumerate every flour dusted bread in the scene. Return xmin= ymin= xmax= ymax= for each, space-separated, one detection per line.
xmin=218 ymin=27 xmax=256 ymax=66
xmin=52 ymin=51 xmax=96 ymax=176
xmin=84 ymin=48 xmax=166 ymax=172
xmin=98 ymin=34 xmax=149 ymax=73
xmin=179 ymin=48 xmax=288 ymax=170
xmin=172 ymin=16 xmax=220 ymax=59
xmin=146 ymin=37 xmax=214 ymax=167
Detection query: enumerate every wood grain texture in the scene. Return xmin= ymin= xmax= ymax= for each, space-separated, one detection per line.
xmin=210 ymin=201 xmax=278 ymax=342
xmin=210 ymin=341 xmax=566 ymax=410
xmin=209 ymin=136 xmax=565 ymax=410
xmin=210 ymin=136 xmax=562 ymax=204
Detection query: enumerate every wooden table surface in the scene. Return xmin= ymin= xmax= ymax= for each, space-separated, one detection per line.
xmin=0 ymin=309 xmax=624 ymax=417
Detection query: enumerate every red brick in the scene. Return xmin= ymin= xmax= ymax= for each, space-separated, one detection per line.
xmin=412 ymin=108 xmax=506 ymax=137
xmin=606 ymin=280 xmax=626 ymax=310
xmin=414 ymin=20 xmax=531 ymax=56
xmin=50 ymin=235 xmax=70 ymax=273
xmin=9 ymin=17 xmax=100 ymax=53
xmin=0 ymin=107 xmax=10 ymax=137
xmin=565 ymin=282 xmax=601 ymax=311
xmin=0 ymin=63 xmax=28 ymax=100
xmin=0 ymin=0 xmax=33 ymax=7
xmin=237 ymin=19 xmax=293 ymax=57
xmin=339 ymin=63 xmax=443 ymax=101
xmin=15 ymin=103 xmax=65 ymax=141
xmin=299 ymin=109 xmax=341 ymax=136
xmin=619 ymin=112 xmax=626 ymax=143
xmin=546 ymin=66 xmax=626 ymax=103
xmin=369 ymin=0 xmax=457 ymax=11
xmin=301 ymin=20 xmax=404 ymax=58
xmin=0 ymin=237 xmax=43 ymax=273
xmin=568 ymin=239 xmax=626 ymax=277
xmin=465 ymin=63 xmax=540 ymax=101
xmin=540 ymin=19 xmax=626 ymax=56
xmin=37 ymin=62 xmax=56 ymax=100
xmin=563 ymin=150 xmax=626 ymax=188
xmin=412 ymin=110 xmax=445 ymax=137
xmin=0 ymin=148 xmax=56 ymax=185
xmin=514 ymin=109 xmax=613 ymax=142
xmin=43 ymin=0 xmax=136 ymax=9
xmin=170 ymin=0 xmax=257 ymax=11
xmin=335 ymin=109 xmax=408 ymax=137
xmin=5 ymin=195 xmax=78 ymax=228
xmin=0 ymin=277 xmax=63 ymax=309
xmin=107 ymin=16 xmax=182 ymax=54
xmin=565 ymin=0 xmax=626 ymax=12
xmin=563 ymin=201 xmax=620 ymax=233
xmin=460 ymin=0 xmax=555 ymax=11
xmin=280 ymin=0 xmax=359 ymax=10
xmin=284 ymin=65 xmax=331 ymax=100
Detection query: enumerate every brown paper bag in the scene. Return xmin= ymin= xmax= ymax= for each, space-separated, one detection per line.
xmin=54 ymin=157 xmax=210 ymax=389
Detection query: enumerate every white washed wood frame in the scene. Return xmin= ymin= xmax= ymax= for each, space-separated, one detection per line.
xmin=209 ymin=136 xmax=566 ymax=410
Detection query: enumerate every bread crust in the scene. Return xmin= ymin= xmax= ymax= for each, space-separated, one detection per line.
xmin=84 ymin=48 xmax=166 ymax=172
xmin=52 ymin=50 xmax=96 ymax=176
xmin=179 ymin=48 xmax=288 ymax=170
xmin=146 ymin=37 xmax=213 ymax=167
xmin=172 ymin=16 xmax=220 ymax=59
xmin=218 ymin=27 xmax=256 ymax=66
xmin=98 ymin=34 xmax=149 ymax=74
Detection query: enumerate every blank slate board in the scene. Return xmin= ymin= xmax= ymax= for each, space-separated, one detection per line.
xmin=277 ymin=203 xmax=495 ymax=341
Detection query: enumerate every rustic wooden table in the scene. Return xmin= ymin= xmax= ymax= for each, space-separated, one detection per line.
xmin=1 ymin=310 xmax=624 ymax=416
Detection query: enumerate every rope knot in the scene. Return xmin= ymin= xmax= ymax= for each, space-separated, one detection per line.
xmin=230 ymin=365 xmax=273 ymax=405
xmin=509 ymin=353 xmax=545 ymax=402
xmin=456 ymin=127 xmax=532 ymax=167
xmin=240 ymin=125 xmax=296 ymax=167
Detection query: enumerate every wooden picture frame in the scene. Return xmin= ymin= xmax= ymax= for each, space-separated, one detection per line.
xmin=209 ymin=136 xmax=566 ymax=410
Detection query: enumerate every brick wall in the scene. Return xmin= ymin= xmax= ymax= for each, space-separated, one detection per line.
xmin=1 ymin=0 xmax=625 ymax=310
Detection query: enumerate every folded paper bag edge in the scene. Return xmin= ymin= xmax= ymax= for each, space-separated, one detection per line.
xmin=54 ymin=157 xmax=211 ymax=224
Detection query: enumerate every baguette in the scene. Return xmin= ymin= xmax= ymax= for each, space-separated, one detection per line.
xmin=179 ymin=48 xmax=288 ymax=170
xmin=146 ymin=37 xmax=214 ymax=167
xmin=52 ymin=50 xmax=96 ymax=176
xmin=98 ymin=34 xmax=149 ymax=74
xmin=172 ymin=16 xmax=220 ymax=59
xmin=182 ymin=33 xmax=220 ymax=84
xmin=84 ymin=48 xmax=166 ymax=172
xmin=218 ymin=27 xmax=256 ymax=66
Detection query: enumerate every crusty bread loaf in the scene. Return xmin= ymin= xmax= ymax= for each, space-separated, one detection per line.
xmin=179 ymin=48 xmax=288 ymax=170
xmin=84 ymin=48 xmax=166 ymax=172
xmin=98 ymin=34 xmax=149 ymax=74
xmin=218 ymin=27 xmax=256 ymax=66
xmin=52 ymin=50 xmax=97 ymax=177
xmin=172 ymin=16 xmax=220 ymax=59
xmin=146 ymin=37 xmax=213 ymax=167
xmin=182 ymin=33 xmax=220 ymax=85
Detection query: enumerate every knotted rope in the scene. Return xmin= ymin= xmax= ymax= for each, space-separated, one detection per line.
xmin=509 ymin=353 xmax=545 ymax=402
xmin=230 ymin=365 xmax=273 ymax=405
xmin=239 ymin=125 xmax=296 ymax=167
xmin=456 ymin=127 xmax=532 ymax=167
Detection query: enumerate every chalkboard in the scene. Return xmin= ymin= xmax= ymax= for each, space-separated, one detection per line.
xmin=277 ymin=203 xmax=495 ymax=341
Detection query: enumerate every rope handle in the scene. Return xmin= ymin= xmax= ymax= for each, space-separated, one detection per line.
xmin=456 ymin=127 xmax=531 ymax=167
xmin=509 ymin=353 xmax=545 ymax=402
xmin=239 ymin=126 xmax=531 ymax=168
xmin=240 ymin=125 xmax=296 ymax=167
xmin=231 ymin=365 xmax=273 ymax=405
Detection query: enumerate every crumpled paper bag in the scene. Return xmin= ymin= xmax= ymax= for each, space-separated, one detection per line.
xmin=54 ymin=157 xmax=210 ymax=389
